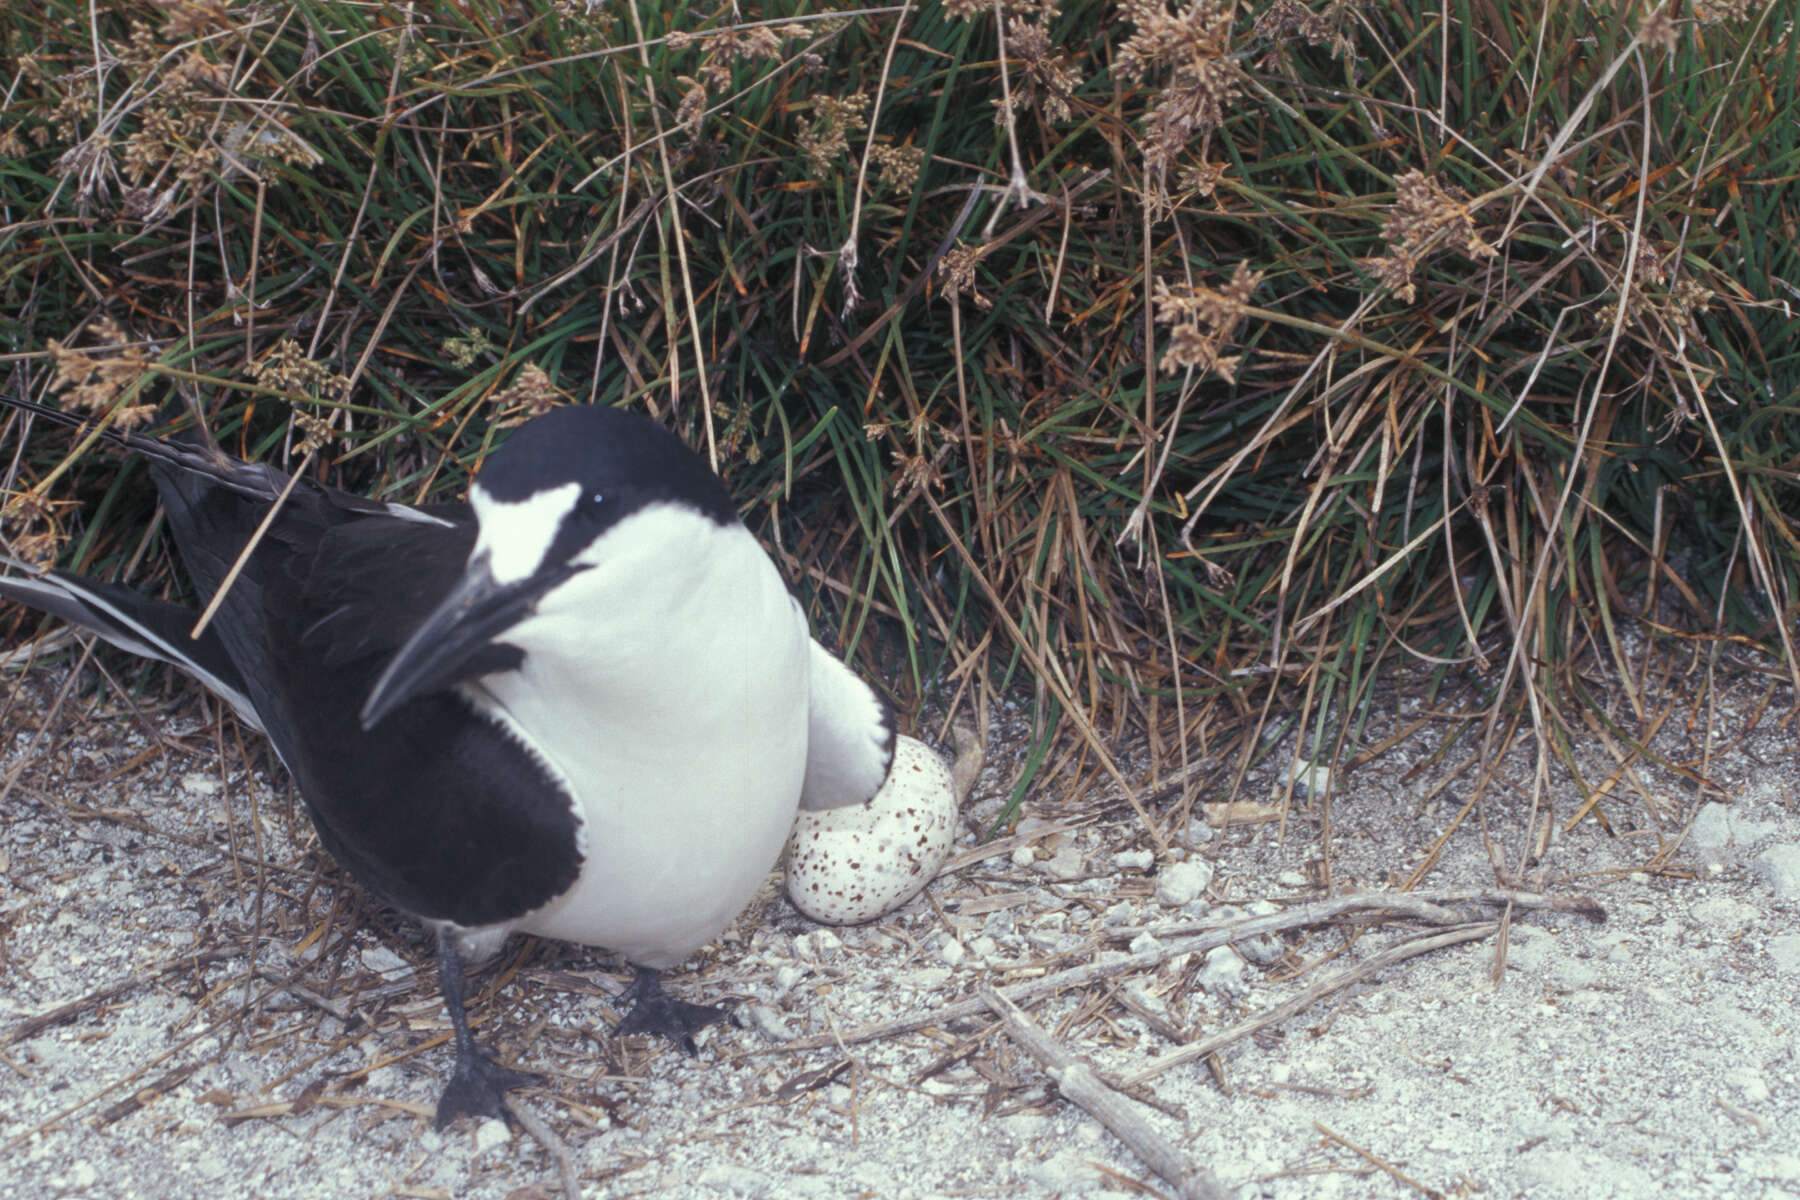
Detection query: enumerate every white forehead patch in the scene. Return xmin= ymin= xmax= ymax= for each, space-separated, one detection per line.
xmin=470 ymin=481 xmax=581 ymax=584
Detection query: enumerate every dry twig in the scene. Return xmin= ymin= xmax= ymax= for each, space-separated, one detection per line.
xmin=1123 ymin=923 xmax=1501 ymax=1086
xmin=983 ymin=986 xmax=1229 ymax=1200
xmin=753 ymin=889 xmax=1600 ymax=1058
xmin=504 ymin=1095 xmax=583 ymax=1200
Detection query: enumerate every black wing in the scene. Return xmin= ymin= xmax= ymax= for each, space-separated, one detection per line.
xmin=149 ymin=460 xmax=583 ymax=928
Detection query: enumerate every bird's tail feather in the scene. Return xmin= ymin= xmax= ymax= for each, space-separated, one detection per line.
xmin=0 ymin=558 xmax=263 ymax=731
xmin=0 ymin=394 xmax=291 ymax=505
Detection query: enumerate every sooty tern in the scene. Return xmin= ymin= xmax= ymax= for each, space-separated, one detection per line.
xmin=0 ymin=398 xmax=895 ymax=1126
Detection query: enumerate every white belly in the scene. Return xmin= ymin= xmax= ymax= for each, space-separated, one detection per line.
xmin=461 ymin=512 xmax=809 ymax=966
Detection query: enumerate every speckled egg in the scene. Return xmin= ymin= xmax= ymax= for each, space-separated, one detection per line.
xmin=785 ymin=735 xmax=958 ymax=924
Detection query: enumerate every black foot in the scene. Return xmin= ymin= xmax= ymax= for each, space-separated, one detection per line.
xmin=435 ymin=1048 xmax=540 ymax=1129
xmin=616 ymin=968 xmax=728 ymax=1055
xmin=430 ymin=930 xmax=537 ymax=1129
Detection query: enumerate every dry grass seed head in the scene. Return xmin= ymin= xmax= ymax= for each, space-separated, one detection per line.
xmin=1384 ymin=170 xmax=1495 ymax=263
xmin=1637 ymin=5 xmax=1680 ymax=52
xmin=937 ymin=243 xmax=992 ymax=309
xmin=1119 ymin=0 xmax=1247 ymax=171
xmin=797 ymin=93 xmax=870 ymax=179
xmin=1252 ymin=0 xmax=1358 ymax=57
xmin=247 ymin=339 xmax=348 ymax=397
xmin=160 ymin=0 xmax=235 ymax=40
xmin=1003 ymin=16 xmax=1080 ymax=125
xmin=442 ymin=328 xmax=496 ymax=370
xmin=1692 ymin=0 xmax=1756 ymax=22
xmin=291 ymin=412 xmax=336 ymax=456
xmin=890 ymin=421 xmax=952 ymax=495
xmin=1667 ymin=277 xmax=1715 ymax=326
xmin=1 ymin=491 xmax=81 ymax=567
xmin=677 ymin=21 xmax=814 ymax=121
xmin=46 ymin=316 xmax=154 ymax=424
xmin=677 ymin=76 xmax=709 ymax=132
xmin=491 ymin=363 xmax=564 ymax=422
xmin=1366 ymin=249 xmax=1419 ymax=303
xmin=870 ymin=141 xmax=925 ymax=194
xmin=1176 ymin=159 xmax=1228 ymax=198
xmin=1118 ymin=0 xmax=1237 ymax=82
xmin=1152 ymin=263 xmax=1261 ymax=376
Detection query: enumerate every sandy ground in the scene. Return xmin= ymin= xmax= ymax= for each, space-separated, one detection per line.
xmin=1 ymin=653 xmax=1797 ymax=1199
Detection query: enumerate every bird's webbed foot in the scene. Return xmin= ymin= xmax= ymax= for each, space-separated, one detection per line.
xmin=615 ymin=967 xmax=728 ymax=1055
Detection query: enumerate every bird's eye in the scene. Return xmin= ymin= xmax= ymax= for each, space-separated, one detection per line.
xmin=590 ymin=492 xmax=604 ymax=507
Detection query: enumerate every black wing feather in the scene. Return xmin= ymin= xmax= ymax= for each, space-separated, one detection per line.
xmin=147 ymin=464 xmax=582 ymax=927
xmin=0 ymin=407 xmax=583 ymax=928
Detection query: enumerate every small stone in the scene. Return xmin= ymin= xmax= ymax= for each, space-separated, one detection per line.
xmin=1691 ymin=896 xmax=1759 ymax=931
xmin=1028 ymin=1150 xmax=1108 ymax=1193
xmin=1114 ymin=849 xmax=1154 ymax=872
xmin=1123 ymin=978 xmax=1165 ymax=1013
xmin=743 ymin=1004 xmax=793 ymax=1041
xmin=1768 ymin=933 xmax=1800 ymax=975
xmin=1751 ymin=844 xmax=1800 ymax=900
xmin=773 ymin=965 xmax=806 ymax=993
xmin=1290 ymin=764 xmax=1330 ymax=797
xmin=1689 ymin=802 xmax=1736 ymax=850
xmin=1237 ymin=933 xmax=1283 ymax=966
xmin=968 ymin=934 xmax=999 ymax=960
xmin=939 ymin=937 xmax=967 ymax=967
xmin=473 ymin=1118 xmax=510 ymax=1153
xmin=1043 ymin=845 xmax=1085 ymax=880
xmin=181 ymin=773 xmax=220 ymax=796
xmin=794 ymin=929 xmax=841 ymax=961
xmin=1748 ymin=1154 xmax=1800 ymax=1182
xmin=1128 ymin=932 xmax=1163 ymax=957
xmin=359 ymin=945 xmax=408 ymax=976
xmin=1156 ymin=859 xmax=1213 ymax=906
xmin=1001 ymin=1111 xmax=1052 ymax=1138
xmin=1011 ymin=844 xmax=1036 ymax=868
xmin=1276 ymin=870 xmax=1307 ymax=888
xmin=1197 ymin=945 xmax=1248 ymax=993
xmin=697 ymin=1163 xmax=772 ymax=1197
xmin=1726 ymin=1066 xmax=1771 ymax=1104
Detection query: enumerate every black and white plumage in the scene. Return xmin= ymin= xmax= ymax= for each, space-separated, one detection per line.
xmin=0 ymin=399 xmax=895 ymax=1126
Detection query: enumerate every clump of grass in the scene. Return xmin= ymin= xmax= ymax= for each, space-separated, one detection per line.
xmin=2 ymin=0 xmax=1796 ymax=864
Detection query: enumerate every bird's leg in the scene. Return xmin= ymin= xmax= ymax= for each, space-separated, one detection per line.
xmin=432 ymin=931 xmax=538 ymax=1128
xmin=616 ymin=967 xmax=728 ymax=1055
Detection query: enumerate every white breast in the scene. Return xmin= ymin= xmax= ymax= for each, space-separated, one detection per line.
xmin=460 ymin=505 xmax=809 ymax=966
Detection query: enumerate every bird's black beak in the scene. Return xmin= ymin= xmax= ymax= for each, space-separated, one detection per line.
xmin=359 ymin=553 xmax=584 ymax=730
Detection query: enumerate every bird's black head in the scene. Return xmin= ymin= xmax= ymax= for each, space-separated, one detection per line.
xmin=475 ymin=405 xmax=736 ymax=538
xmin=359 ymin=406 xmax=739 ymax=729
